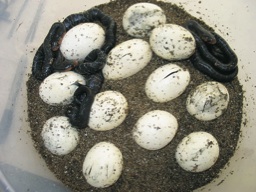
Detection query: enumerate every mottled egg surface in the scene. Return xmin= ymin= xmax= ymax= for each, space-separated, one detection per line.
xmin=83 ymin=142 xmax=123 ymax=188
xmin=145 ymin=63 xmax=190 ymax=102
xmin=133 ymin=110 xmax=178 ymax=150
xmin=39 ymin=71 xmax=85 ymax=106
xmin=122 ymin=2 xmax=166 ymax=37
xmin=186 ymin=81 xmax=229 ymax=121
xmin=88 ymin=91 xmax=128 ymax=131
xmin=175 ymin=131 xmax=219 ymax=172
xmin=150 ymin=24 xmax=196 ymax=60
xmin=103 ymin=39 xmax=152 ymax=80
xmin=41 ymin=116 xmax=79 ymax=156
xmin=60 ymin=23 xmax=105 ymax=61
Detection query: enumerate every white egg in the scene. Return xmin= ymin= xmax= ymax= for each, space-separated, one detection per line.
xmin=132 ymin=110 xmax=178 ymax=150
xmin=41 ymin=116 xmax=79 ymax=156
xmin=145 ymin=63 xmax=190 ymax=103
xmin=103 ymin=39 xmax=152 ymax=80
xmin=149 ymin=24 xmax=196 ymax=60
xmin=186 ymin=81 xmax=229 ymax=121
xmin=122 ymin=3 xmax=166 ymax=37
xmin=88 ymin=91 xmax=128 ymax=131
xmin=60 ymin=23 xmax=105 ymax=61
xmin=39 ymin=71 xmax=85 ymax=106
xmin=83 ymin=142 xmax=123 ymax=188
xmin=175 ymin=131 xmax=219 ymax=172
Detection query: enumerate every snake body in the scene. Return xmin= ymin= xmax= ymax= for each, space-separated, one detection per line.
xmin=65 ymin=71 xmax=104 ymax=129
xmin=32 ymin=8 xmax=116 ymax=128
xmin=32 ymin=8 xmax=116 ymax=81
xmin=184 ymin=20 xmax=238 ymax=82
xmin=66 ymin=84 xmax=95 ymax=129
xmin=32 ymin=22 xmax=65 ymax=80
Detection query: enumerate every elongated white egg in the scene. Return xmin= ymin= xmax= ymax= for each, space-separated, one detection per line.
xmin=150 ymin=24 xmax=195 ymax=60
xmin=83 ymin=142 xmax=123 ymax=188
xmin=60 ymin=23 xmax=105 ymax=61
xmin=123 ymin=3 xmax=166 ymax=37
xmin=88 ymin=91 xmax=128 ymax=131
xmin=133 ymin=110 xmax=178 ymax=150
xmin=39 ymin=71 xmax=85 ymax=106
xmin=145 ymin=64 xmax=190 ymax=102
xmin=41 ymin=116 xmax=79 ymax=156
xmin=186 ymin=81 xmax=229 ymax=121
xmin=103 ymin=39 xmax=152 ymax=80
xmin=175 ymin=131 xmax=219 ymax=172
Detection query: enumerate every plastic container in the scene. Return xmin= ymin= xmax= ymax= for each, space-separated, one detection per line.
xmin=0 ymin=0 xmax=255 ymax=191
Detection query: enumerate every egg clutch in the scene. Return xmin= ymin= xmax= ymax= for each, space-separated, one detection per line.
xmin=32 ymin=2 xmax=236 ymax=188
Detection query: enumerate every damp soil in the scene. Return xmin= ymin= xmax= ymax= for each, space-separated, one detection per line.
xmin=27 ymin=0 xmax=244 ymax=191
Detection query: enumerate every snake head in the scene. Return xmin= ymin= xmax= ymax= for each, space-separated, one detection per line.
xmin=202 ymin=35 xmax=217 ymax=44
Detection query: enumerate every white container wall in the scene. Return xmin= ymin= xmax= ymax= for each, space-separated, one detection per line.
xmin=0 ymin=0 xmax=255 ymax=191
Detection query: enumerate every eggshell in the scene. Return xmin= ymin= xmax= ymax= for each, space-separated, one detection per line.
xmin=132 ymin=110 xmax=178 ymax=150
xmin=83 ymin=142 xmax=123 ymax=188
xmin=186 ymin=81 xmax=229 ymax=121
xmin=122 ymin=3 xmax=166 ymax=37
xmin=39 ymin=71 xmax=85 ymax=106
xmin=41 ymin=116 xmax=79 ymax=156
xmin=88 ymin=91 xmax=128 ymax=131
xmin=60 ymin=23 xmax=105 ymax=61
xmin=149 ymin=24 xmax=196 ymax=60
xmin=175 ymin=131 xmax=219 ymax=172
xmin=145 ymin=63 xmax=190 ymax=102
xmin=103 ymin=39 xmax=152 ymax=80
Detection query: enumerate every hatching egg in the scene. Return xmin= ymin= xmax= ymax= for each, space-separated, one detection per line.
xmin=83 ymin=142 xmax=123 ymax=188
xmin=145 ymin=64 xmax=190 ymax=102
xmin=41 ymin=116 xmax=79 ymax=156
xmin=39 ymin=71 xmax=85 ymax=106
xmin=149 ymin=24 xmax=196 ymax=60
xmin=122 ymin=3 xmax=166 ymax=37
xmin=60 ymin=23 xmax=105 ymax=61
xmin=88 ymin=91 xmax=128 ymax=131
xmin=132 ymin=110 xmax=178 ymax=150
xmin=186 ymin=81 xmax=229 ymax=121
xmin=175 ymin=131 xmax=219 ymax=172
xmin=103 ymin=39 xmax=152 ymax=80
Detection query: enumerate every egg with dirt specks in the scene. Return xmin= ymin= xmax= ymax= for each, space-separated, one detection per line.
xmin=41 ymin=116 xmax=79 ymax=156
xmin=150 ymin=24 xmax=196 ymax=60
xmin=186 ymin=81 xmax=229 ymax=121
xmin=122 ymin=3 xmax=166 ymax=37
xmin=175 ymin=131 xmax=219 ymax=172
xmin=83 ymin=142 xmax=123 ymax=188
xmin=60 ymin=23 xmax=105 ymax=61
xmin=132 ymin=110 xmax=178 ymax=150
xmin=145 ymin=63 xmax=190 ymax=103
xmin=88 ymin=90 xmax=128 ymax=131
xmin=103 ymin=39 xmax=152 ymax=80
xmin=39 ymin=71 xmax=85 ymax=106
